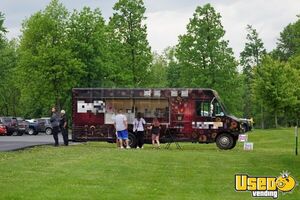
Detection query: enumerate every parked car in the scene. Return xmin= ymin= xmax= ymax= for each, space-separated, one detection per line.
xmin=0 ymin=117 xmax=19 ymax=136
xmin=27 ymin=118 xmax=53 ymax=135
xmin=16 ymin=117 xmax=29 ymax=136
xmin=0 ymin=123 xmax=7 ymax=135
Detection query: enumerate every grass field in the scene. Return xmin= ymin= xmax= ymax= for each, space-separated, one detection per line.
xmin=0 ymin=128 xmax=299 ymax=200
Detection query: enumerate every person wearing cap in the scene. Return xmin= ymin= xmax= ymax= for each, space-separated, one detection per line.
xmin=60 ymin=109 xmax=69 ymax=146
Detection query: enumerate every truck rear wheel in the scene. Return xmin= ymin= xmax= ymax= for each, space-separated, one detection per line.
xmin=216 ymin=133 xmax=235 ymax=150
xmin=128 ymin=132 xmax=137 ymax=148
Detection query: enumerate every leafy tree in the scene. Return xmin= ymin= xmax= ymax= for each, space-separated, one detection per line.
xmin=285 ymin=55 xmax=300 ymax=125
xmin=67 ymin=7 xmax=107 ymax=87
xmin=109 ymin=0 xmax=152 ymax=87
xmin=0 ymin=13 xmax=20 ymax=116
xmin=18 ymin=0 xmax=83 ymax=117
xmin=176 ymin=4 xmax=241 ymax=114
xmin=0 ymin=39 xmax=20 ymax=116
xmin=240 ymin=25 xmax=266 ymax=128
xmin=0 ymin=11 xmax=7 ymax=38
xmin=253 ymin=56 xmax=298 ymax=128
xmin=164 ymin=46 xmax=181 ymax=87
xmin=146 ymin=52 xmax=168 ymax=87
xmin=273 ymin=16 xmax=300 ymax=61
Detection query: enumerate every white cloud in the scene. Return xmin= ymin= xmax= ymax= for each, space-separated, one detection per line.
xmin=214 ymin=0 xmax=300 ymax=57
xmin=2 ymin=0 xmax=300 ymax=59
xmin=146 ymin=11 xmax=190 ymax=53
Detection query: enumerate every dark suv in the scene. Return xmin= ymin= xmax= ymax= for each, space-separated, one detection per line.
xmin=27 ymin=118 xmax=53 ymax=135
xmin=0 ymin=117 xmax=19 ymax=136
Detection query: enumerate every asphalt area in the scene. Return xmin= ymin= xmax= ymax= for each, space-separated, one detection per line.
xmin=0 ymin=133 xmax=72 ymax=151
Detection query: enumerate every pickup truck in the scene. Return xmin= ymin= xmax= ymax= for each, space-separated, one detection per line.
xmin=0 ymin=117 xmax=19 ymax=136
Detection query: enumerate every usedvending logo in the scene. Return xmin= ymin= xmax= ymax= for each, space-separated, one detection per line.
xmin=235 ymin=171 xmax=297 ymax=199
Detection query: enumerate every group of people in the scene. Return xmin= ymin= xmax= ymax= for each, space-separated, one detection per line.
xmin=49 ymin=106 xmax=160 ymax=148
xmin=114 ymin=109 xmax=161 ymax=149
xmin=50 ymin=107 xmax=69 ymax=146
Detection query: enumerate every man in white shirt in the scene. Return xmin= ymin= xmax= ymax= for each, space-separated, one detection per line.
xmin=114 ymin=109 xmax=130 ymax=149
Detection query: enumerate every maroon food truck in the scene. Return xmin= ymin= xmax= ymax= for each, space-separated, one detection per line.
xmin=72 ymin=88 xmax=252 ymax=149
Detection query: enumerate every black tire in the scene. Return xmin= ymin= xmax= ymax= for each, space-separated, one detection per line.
xmin=45 ymin=128 xmax=52 ymax=135
xmin=6 ymin=131 xmax=13 ymax=136
xmin=128 ymin=132 xmax=137 ymax=148
xmin=229 ymin=137 xmax=237 ymax=150
xmin=216 ymin=133 xmax=235 ymax=150
xmin=17 ymin=131 xmax=23 ymax=136
xmin=27 ymin=128 xmax=36 ymax=135
xmin=12 ymin=131 xmax=18 ymax=136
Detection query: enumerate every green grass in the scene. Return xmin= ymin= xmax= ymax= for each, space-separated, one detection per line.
xmin=0 ymin=128 xmax=299 ymax=200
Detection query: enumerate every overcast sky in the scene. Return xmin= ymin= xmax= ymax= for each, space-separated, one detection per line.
xmin=2 ymin=0 xmax=300 ymax=58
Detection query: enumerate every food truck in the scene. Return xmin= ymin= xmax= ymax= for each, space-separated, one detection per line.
xmin=72 ymin=88 xmax=252 ymax=149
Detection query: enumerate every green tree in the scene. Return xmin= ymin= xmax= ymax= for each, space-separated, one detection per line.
xmin=109 ymin=0 xmax=152 ymax=87
xmin=176 ymin=4 xmax=241 ymax=114
xmin=285 ymin=55 xmax=300 ymax=125
xmin=164 ymin=46 xmax=181 ymax=87
xmin=0 ymin=39 xmax=20 ymax=116
xmin=240 ymin=25 xmax=266 ymax=128
xmin=273 ymin=16 xmax=300 ymax=61
xmin=0 ymin=12 xmax=7 ymax=52
xmin=146 ymin=52 xmax=167 ymax=87
xmin=18 ymin=0 xmax=83 ymax=117
xmin=0 ymin=12 xmax=7 ymax=38
xmin=253 ymin=56 xmax=298 ymax=128
xmin=0 ymin=13 xmax=20 ymax=116
xmin=67 ymin=7 xmax=107 ymax=87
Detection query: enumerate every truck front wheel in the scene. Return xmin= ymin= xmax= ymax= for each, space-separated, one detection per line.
xmin=216 ymin=133 xmax=236 ymax=150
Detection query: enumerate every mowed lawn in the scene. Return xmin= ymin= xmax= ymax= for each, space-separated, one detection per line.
xmin=0 ymin=129 xmax=299 ymax=200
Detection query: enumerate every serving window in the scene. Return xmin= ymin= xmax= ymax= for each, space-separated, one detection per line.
xmin=104 ymin=98 xmax=169 ymax=124
xmin=134 ymin=99 xmax=169 ymax=120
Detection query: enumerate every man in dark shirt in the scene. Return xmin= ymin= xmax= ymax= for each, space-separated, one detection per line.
xmin=50 ymin=107 xmax=60 ymax=146
xmin=60 ymin=110 xmax=68 ymax=146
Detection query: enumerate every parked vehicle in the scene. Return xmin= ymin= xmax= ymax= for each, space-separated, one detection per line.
xmin=16 ymin=117 xmax=29 ymax=136
xmin=27 ymin=118 xmax=53 ymax=135
xmin=72 ymin=88 xmax=252 ymax=150
xmin=0 ymin=123 xmax=7 ymax=135
xmin=0 ymin=117 xmax=19 ymax=136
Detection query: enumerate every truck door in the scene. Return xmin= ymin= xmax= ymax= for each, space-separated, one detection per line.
xmin=211 ymin=100 xmax=225 ymax=119
xmin=194 ymin=99 xmax=224 ymax=129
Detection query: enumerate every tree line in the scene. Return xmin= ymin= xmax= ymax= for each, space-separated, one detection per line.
xmin=0 ymin=0 xmax=299 ymax=128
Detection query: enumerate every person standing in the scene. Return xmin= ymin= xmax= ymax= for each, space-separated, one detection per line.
xmin=133 ymin=112 xmax=146 ymax=149
xmin=150 ymin=117 xmax=161 ymax=148
xmin=114 ymin=109 xmax=130 ymax=149
xmin=60 ymin=110 xmax=69 ymax=146
xmin=50 ymin=107 xmax=60 ymax=146
xmin=111 ymin=111 xmax=119 ymax=148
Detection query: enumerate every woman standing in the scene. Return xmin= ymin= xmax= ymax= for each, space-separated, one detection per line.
xmin=133 ymin=112 xmax=146 ymax=149
xmin=151 ymin=117 xmax=161 ymax=148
